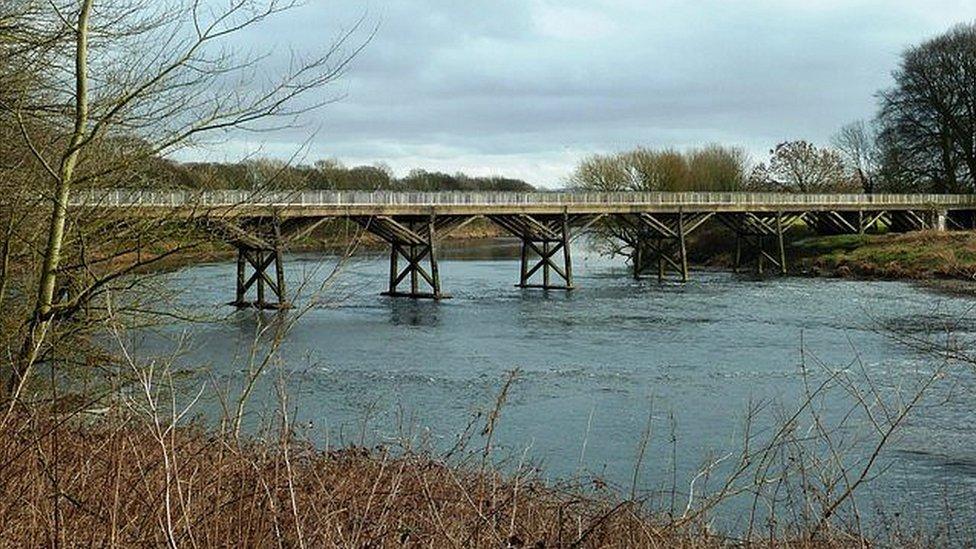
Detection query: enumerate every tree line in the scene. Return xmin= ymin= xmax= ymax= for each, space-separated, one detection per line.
xmin=165 ymin=158 xmax=535 ymax=191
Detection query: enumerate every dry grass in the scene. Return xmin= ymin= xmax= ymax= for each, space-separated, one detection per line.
xmin=0 ymin=411 xmax=670 ymax=548
xmin=0 ymin=408 xmax=902 ymax=548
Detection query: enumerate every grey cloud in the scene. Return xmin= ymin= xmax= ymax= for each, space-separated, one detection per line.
xmin=181 ymin=0 xmax=976 ymax=187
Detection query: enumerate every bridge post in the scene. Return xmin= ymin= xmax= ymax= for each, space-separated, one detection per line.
xmin=756 ymin=236 xmax=764 ymax=275
xmin=427 ymin=214 xmax=442 ymax=296
xmin=542 ymin=241 xmax=551 ymax=287
xmin=236 ymin=251 xmax=245 ymax=304
xmin=273 ymin=222 xmax=286 ymax=303
xmin=562 ymin=212 xmax=573 ymax=287
xmin=678 ymin=210 xmax=689 ymax=283
xmin=632 ymin=240 xmax=643 ymax=280
xmin=657 ymin=238 xmax=665 ymax=282
xmin=733 ymin=232 xmax=742 ymax=273
xmin=776 ymin=211 xmax=787 ymax=275
xmin=255 ymin=249 xmax=266 ymax=305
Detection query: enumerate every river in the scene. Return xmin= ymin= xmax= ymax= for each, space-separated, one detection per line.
xmin=137 ymin=238 xmax=976 ymax=532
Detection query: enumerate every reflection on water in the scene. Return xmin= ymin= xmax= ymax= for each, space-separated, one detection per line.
xmin=137 ymin=239 xmax=976 ymax=530
xmin=389 ymin=299 xmax=442 ymax=327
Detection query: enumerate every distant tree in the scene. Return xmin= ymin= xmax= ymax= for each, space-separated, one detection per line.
xmin=876 ymin=23 xmax=976 ymax=192
xmin=239 ymin=159 xmax=316 ymax=190
xmin=401 ymin=169 xmax=459 ymax=191
xmin=311 ymin=158 xmax=351 ymax=188
xmin=473 ymin=176 xmax=534 ymax=192
xmin=348 ymin=165 xmax=394 ymax=189
xmin=569 ymin=145 xmax=748 ymax=192
xmin=833 ymin=121 xmax=881 ymax=193
xmin=567 ymin=153 xmax=634 ymax=190
xmin=624 ymin=148 xmax=689 ymax=191
xmin=686 ymin=145 xmax=749 ymax=191
xmin=749 ymin=141 xmax=852 ymax=193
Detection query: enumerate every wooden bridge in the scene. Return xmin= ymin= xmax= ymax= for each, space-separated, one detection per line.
xmin=77 ymin=190 xmax=976 ymax=309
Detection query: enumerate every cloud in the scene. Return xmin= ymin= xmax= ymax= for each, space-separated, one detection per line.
xmin=176 ymin=0 xmax=976 ymax=187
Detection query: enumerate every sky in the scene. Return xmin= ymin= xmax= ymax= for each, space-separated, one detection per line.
xmin=182 ymin=0 xmax=976 ymax=187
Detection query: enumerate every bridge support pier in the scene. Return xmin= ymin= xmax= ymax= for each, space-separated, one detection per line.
xmin=719 ymin=212 xmax=798 ymax=276
xmin=202 ymin=215 xmax=335 ymax=310
xmin=383 ymin=226 xmax=442 ymax=299
xmin=232 ymin=244 xmax=288 ymax=309
xmin=355 ymin=214 xmax=472 ymax=299
xmin=489 ymin=213 xmax=575 ymax=290
xmin=624 ymin=210 xmax=712 ymax=282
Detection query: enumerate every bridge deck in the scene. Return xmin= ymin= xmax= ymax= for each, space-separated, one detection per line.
xmin=75 ymin=190 xmax=976 ymax=217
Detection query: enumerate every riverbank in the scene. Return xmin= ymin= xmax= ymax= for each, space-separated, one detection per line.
xmin=692 ymin=229 xmax=976 ymax=285
xmin=0 ymin=410 xmax=930 ymax=547
xmin=790 ymin=231 xmax=976 ymax=282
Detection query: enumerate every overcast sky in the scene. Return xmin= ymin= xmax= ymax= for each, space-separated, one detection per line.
xmin=184 ymin=0 xmax=976 ymax=187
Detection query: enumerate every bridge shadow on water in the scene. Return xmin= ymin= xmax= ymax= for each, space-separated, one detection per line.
xmin=387 ymin=298 xmax=443 ymax=327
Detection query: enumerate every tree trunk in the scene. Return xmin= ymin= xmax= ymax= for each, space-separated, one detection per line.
xmin=4 ymin=0 xmax=92 ymax=399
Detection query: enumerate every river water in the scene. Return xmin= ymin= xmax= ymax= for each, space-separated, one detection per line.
xmin=139 ymin=238 xmax=976 ymax=532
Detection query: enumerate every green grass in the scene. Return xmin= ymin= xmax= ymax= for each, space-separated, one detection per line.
xmin=789 ymin=231 xmax=976 ymax=279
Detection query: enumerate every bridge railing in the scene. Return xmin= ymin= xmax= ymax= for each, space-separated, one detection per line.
xmin=70 ymin=189 xmax=976 ymax=208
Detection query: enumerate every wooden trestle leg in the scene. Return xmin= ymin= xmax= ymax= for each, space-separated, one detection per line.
xmin=627 ymin=210 xmax=710 ymax=282
xmin=488 ymin=212 xmax=575 ymax=290
xmin=232 ymin=244 xmax=290 ymax=310
xmin=353 ymin=213 xmax=456 ymax=299
xmin=717 ymin=211 xmax=797 ymax=276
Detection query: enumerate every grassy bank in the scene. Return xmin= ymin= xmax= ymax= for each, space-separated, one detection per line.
xmin=790 ymin=231 xmax=976 ymax=281
xmin=691 ymin=227 xmax=976 ymax=283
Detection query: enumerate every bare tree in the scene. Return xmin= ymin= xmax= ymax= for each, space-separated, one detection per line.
xmin=568 ymin=145 xmax=748 ymax=192
xmin=877 ymin=23 xmax=976 ymax=193
xmin=749 ymin=140 xmax=853 ymax=193
xmin=0 ymin=0 xmax=370 ymax=398
xmin=833 ymin=120 xmax=881 ymax=193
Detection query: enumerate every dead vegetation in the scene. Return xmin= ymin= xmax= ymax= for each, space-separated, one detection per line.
xmin=0 ymin=411 xmax=668 ymax=547
xmin=0 ymin=326 xmax=960 ymax=548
